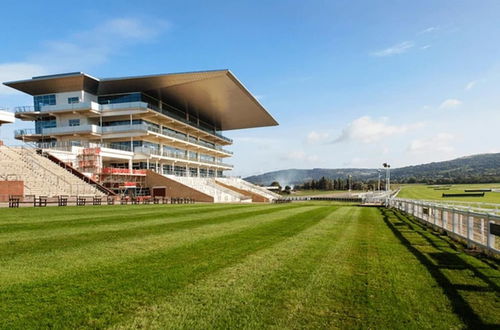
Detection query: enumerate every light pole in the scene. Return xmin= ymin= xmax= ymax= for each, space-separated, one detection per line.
xmin=383 ymin=163 xmax=391 ymax=192
xmin=348 ymin=174 xmax=352 ymax=192
xmin=377 ymin=169 xmax=381 ymax=192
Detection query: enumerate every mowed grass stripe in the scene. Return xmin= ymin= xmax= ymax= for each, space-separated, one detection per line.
xmin=0 ymin=204 xmax=301 ymax=257
xmin=271 ymin=207 xmax=460 ymax=329
xmin=382 ymin=208 xmax=500 ymax=327
xmin=0 ymin=203 xmax=242 ymax=224
xmin=0 ymin=204 xmax=320 ymax=286
xmin=0 ymin=204 xmax=251 ymax=233
xmin=0 ymin=206 xmax=333 ymax=329
xmin=116 ymin=206 xmax=354 ymax=329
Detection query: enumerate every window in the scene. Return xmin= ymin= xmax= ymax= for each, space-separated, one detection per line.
xmin=68 ymin=97 xmax=80 ymax=104
xmin=34 ymin=94 xmax=56 ymax=110
xmin=35 ymin=118 xmax=56 ymax=134
xmin=69 ymin=119 xmax=80 ymax=127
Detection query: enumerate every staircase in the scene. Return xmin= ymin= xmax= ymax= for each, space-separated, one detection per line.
xmin=0 ymin=146 xmax=105 ymax=196
xmin=165 ymin=175 xmax=251 ymax=203
xmin=216 ymin=177 xmax=281 ymax=201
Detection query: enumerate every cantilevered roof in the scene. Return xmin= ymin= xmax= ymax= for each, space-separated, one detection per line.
xmin=3 ymin=70 xmax=278 ymax=131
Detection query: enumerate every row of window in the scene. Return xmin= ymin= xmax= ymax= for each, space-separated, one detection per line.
xmin=34 ymin=94 xmax=81 ymax=110
xmin=108 ymin=162 xmax=223 ymax=177
xmin=33 ymin=93 xmax=227 ymax=143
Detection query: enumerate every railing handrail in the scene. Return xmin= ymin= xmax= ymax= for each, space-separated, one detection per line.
xmin=14 ymin=100 xmax=233 ymax=143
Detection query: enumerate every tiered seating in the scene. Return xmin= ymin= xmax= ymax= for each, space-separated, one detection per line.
xmin=0 ymin=146 xmax=105 ymax=197
xmin=216 ymin=177 xmax=281 ymax=201
xmin=164 ymin=175 xmax=251 ymax=203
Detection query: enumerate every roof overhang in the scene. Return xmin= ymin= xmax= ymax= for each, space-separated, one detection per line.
xmin=3 ymin=70 xmax=278 ymax=131
xmin=0 ymin=110 xmax=15 ymax=125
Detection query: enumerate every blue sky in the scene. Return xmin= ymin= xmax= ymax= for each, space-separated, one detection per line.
xmin=1 ymin=0 xmax=500 ymax=176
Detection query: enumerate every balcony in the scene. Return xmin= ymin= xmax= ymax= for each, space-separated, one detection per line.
xmin=14 ymin=100 xmax=233 ymax=144
xmin=101 ymin=123 xmax=233 ymax=156
xmin=14 ymin=128 xmax=39 ymax=138
xmin=14 ymin=106 xmax=37 ymax=113
xmin=43 ymin=124 xmax=101 ymax=136
xmin=134 ymin=146 xmax=233 ymax=169
xmin=40 ymin=102 xmax=99 ymax=113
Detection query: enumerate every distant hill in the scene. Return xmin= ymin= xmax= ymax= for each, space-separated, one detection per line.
xmin=244 ymin=153 xmax=500 ymax=186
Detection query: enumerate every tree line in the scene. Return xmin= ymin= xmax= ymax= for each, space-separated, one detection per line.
xmin=294 ymin=176 xmax=384 ymax=191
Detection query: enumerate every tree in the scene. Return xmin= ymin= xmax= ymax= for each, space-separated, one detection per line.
xmin=270 ymin=181 xmax=282 ymax=191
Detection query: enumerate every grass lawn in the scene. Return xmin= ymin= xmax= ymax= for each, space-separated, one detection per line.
xmin=292 ymin=189 xmax=362 ymax=196
xmin=0 ymin=202 xmax=498 ymax=328
xmin=398 ymin=183 xmax=500 ymax=204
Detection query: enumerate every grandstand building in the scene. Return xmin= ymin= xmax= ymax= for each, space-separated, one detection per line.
xmin=2 ymin=71 xmax=280 ymax=202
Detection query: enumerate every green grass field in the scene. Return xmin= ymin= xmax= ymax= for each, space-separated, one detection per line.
xmin=0 ymin=203 xmax=498 ymax=328
xmin=292 ymin=190 xmax=362 ymax=196
xmin=398 ymin=183 xmax=500 ymax=203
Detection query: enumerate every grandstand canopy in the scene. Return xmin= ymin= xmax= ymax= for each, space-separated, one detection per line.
xmin=3 ymin=70 xmax=278 ymax=131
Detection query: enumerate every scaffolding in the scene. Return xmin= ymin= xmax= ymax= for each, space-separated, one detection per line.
xmin=77 ymin=148 xmax=102 ymax=180
xmin=98 ymin=168 xmax=148 ymax=196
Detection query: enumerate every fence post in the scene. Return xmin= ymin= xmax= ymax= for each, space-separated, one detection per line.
xmin=466 ymin=209 xmax=472 ymax=248
xmin=433 ymin=207 xmax=437 ymax=227
xmin=486 ymin=217 xmax=494 ymax=252
xmin=480 ymin=217 xmax=485 ymax=245
xmin=452 ymin=210 xmax=457 ymax=235
xmin=442 ymin=208 xmax=447 ymax=230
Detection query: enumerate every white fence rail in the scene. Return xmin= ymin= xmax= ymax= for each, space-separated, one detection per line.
xmin=389 ymin=198 xmax=500 ymax=255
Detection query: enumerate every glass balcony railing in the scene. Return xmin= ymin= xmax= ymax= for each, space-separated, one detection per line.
xmin=14 ymin=106 xmax=37 ymax=113
xmin=134 ymin=146 xmax=233 ymax=168
xmin=15 ymin=122 xmax=232 ymax=156
xmin=101 ymin=123 xmax=232 ymax=155
xmin=14 ymin=128 xmax=38 ymax=136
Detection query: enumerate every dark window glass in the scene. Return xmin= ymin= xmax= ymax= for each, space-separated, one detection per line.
xmin=68 ymin=97 xmax=80 ymax=104
xmin=69 ymin=119 xmax=80 ymax=127
xmin=34 ymin=94 xmax=56 ymax=110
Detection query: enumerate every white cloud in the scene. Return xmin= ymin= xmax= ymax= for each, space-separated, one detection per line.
xmin=465 ymin=80 xmax=478 ymax=91
xmin=418 ymin=26 xmax=439 ymax=35
xmin=0 ymin=63 xmax=48 ymax=94
xmin=371 ymin=41 xmax=415 ymax=57
xmin=0 ymin=17 xmax=169 ymax=95
xmin=420 ymin=45 xmax=431 ymax=50
xmin=408 ymin=133 xmax=455 ymax=154
xmin=306 ymin=131 xmax=330 ymax=144
xmin=334 ymin=116 xmax=424 ymax=144
xmin=439 ymin=99 xmax=462 ymax=109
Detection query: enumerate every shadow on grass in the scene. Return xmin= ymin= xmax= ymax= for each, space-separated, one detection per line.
xmin=379 ymin=208 xmax=499 ymax=329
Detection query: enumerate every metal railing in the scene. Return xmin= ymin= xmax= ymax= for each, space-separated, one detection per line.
xmin=133 ymin=146 xmax=233 ymax=168
xmin=389 ymin=198 xmax=499 ymax=255
xmin=25 ymin=141 xmax=232 ymax=168
xmin=16 ymin=121 xmax=232 ymax=155
xmin=14 ymin=128 xmax=38 ymax=137
xmin=14 ymin=106 xmax=37 ymax=113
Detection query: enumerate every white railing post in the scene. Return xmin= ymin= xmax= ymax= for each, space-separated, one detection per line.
xmin=452 ymin=210 xmax=457 ymax=235
xmin=480 ymin=217 xmax=485 ymax=245
xmin=442 ymin=209 xmax=447 ymax=230
xmin=433 ymin=207 xmax=437 ymax=227
xmin=467 ymin=210 xmax=473 ymax=248
xmin=487 ymin=217 xmax=494 ymax=251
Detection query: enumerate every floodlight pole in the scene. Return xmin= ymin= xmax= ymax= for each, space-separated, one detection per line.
xmin=348 ymin=175 xmax=352 ymax=192
xmin=383 ymin=163 xmax=391 ymax=192
xmin=377 ymin=170 xmax=381 ymax=192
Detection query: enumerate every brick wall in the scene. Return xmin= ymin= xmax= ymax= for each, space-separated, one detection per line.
xmin=144 ymin=171 xmax=214 ymax=202
xmin=0 ymin=181 xmax=24 ymax=202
